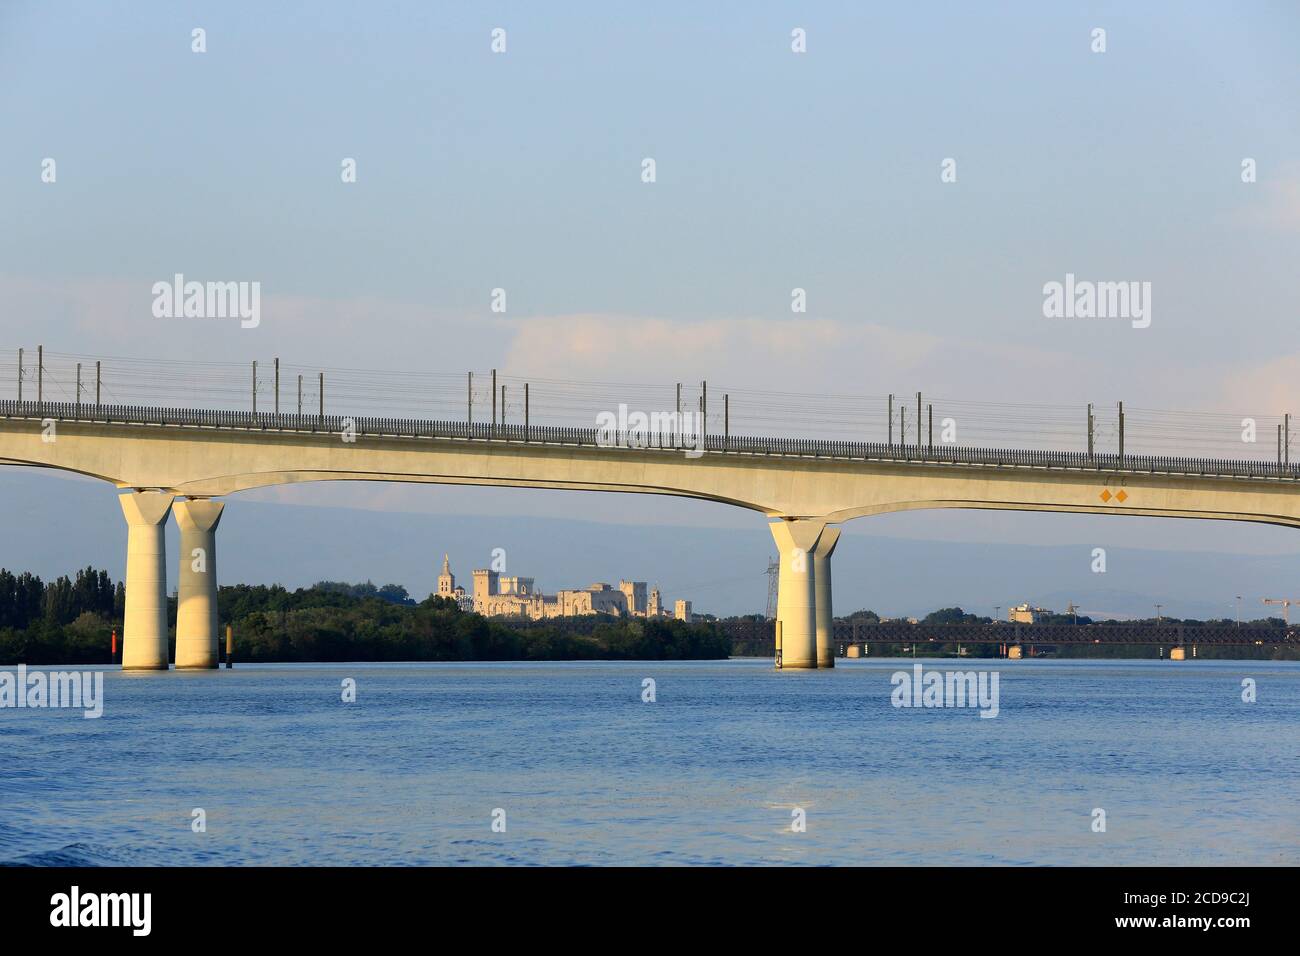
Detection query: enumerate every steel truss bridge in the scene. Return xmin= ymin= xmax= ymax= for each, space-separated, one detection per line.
xmin=723 ymin=620 xmax=1299 ymax=648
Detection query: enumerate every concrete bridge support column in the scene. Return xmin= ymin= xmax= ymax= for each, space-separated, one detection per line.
xmin=811 ymin=526 xmax=840 ymax=668
xmin=119 ymin=491 xmax=175 ymax=670
xmin=174 ymin=498 xmax=225 ymax=669
xmin=769 ymin=519 xmax=826 ymax=669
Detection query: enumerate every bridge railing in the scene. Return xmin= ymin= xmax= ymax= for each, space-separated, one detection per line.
xmin=2 ymin=398 xmax=1299 ymax=482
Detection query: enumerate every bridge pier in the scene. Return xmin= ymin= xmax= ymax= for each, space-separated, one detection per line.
xmin=769 ymin=519 xmax=828 ymax=669
xmin=811 ymin=526 xmax=840 ymax=668
xmin=174 ymin=498 xmax=225 ymax=669
xmin=118 ymin=491 xmax=174 ymax=670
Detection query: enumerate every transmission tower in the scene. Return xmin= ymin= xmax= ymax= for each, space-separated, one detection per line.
xmin=765 ymin=557 xmax=779 ymax=620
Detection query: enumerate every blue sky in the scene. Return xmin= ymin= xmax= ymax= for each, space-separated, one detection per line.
xmin=2 ymin=2 xmax=1298 ymax=614
xmin=4 ymin=2 xmax=1296 ymax=365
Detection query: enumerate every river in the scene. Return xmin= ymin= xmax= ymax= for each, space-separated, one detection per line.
xmin=2 ymin=658 xmax=1296 ymax=865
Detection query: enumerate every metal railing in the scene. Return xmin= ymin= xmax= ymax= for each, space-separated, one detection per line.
xmin=3 ymin=398 xmax=1299 ymax=482
xmin=5 ymin=347 xmax=1298 ymax=467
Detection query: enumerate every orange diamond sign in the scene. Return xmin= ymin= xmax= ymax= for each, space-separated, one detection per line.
xmin=1100 ymin=489 xmax=1112 ymax=502
xmin=1116 ymin=489 xmax=1128 ymax=502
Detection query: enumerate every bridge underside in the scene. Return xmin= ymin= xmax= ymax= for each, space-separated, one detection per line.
xmin=2 ymin=413 xmax=1298 ymax=670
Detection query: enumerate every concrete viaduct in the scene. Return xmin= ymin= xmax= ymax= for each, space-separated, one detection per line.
xmin=2 ymin=397 xmax=1299 ymax=670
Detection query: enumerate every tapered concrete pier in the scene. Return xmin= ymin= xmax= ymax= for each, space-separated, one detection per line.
xmin=769 ymin=519 xmax=826 ymax=669
xmin=811 ymin=526 xmax=840 ymax=668
xmin=119 ymin=491 xmax=174 ymax=670
xmin=174 ymin=498 xmax=224 ymax=669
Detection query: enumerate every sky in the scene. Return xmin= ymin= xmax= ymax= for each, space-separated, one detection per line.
xmin=1 ymin=2 xmax=1298 ymax=616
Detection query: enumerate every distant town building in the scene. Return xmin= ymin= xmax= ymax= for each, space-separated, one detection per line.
xmin=446 ymin=556 xmax=694 ymax=621
xmin=436 ymin=555 xmax=474 ymax=612
xmin=619 ymin=580 xmax=647 ymax=616
xmin=1008 ymin=603 xmax=1052 ymax=624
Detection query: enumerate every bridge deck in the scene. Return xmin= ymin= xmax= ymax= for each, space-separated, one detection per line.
xmin=3 ymin=399 xmax=1298 ymax=484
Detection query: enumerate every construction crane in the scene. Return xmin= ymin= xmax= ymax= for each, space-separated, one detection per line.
xmin=1262 ymin=598 xmax=1300 ymax=625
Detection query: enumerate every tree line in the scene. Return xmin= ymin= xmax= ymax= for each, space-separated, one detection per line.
xmin=0 ymin=567 xmax=730 ymax=665
xmin=5 ymin=570 xmax=1288 ymax=665
xmin=0 ymin=566 xmax=121 ymax=629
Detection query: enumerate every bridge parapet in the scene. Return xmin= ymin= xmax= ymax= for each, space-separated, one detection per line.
xmin=3 ymin=399 xmax=1298 ymax=483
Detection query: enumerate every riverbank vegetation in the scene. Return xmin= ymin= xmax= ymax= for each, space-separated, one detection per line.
xmin=3 ymin=571 xmax=1293 ymax=664
xmin=0 ymin=568 xmax=730 ymax=665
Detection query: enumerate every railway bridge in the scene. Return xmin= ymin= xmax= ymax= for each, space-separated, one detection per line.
xmin=2 ymin=349 xmax=1298 ymax=671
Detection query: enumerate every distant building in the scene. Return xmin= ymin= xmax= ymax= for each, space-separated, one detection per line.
xmin=436 ymin=555 xmax=474 ymax=612
xmin=1008 ymin=603 xmax=1051 ymax=624
xmin=556 ymin=584 xmax=629 ymax=618
xmin=472 ymin=568 xmax=499 ymax=614
xmin=619 ymin=580 xmax=647 ymax=616
xmin=449 ymin=556 xmax=693 ymax=621
xmin=474 ymin=575 xmax=629 ymax=619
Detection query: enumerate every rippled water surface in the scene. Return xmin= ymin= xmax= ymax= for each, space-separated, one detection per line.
xmin=2 ymin=658 xmax=1297 ymax=865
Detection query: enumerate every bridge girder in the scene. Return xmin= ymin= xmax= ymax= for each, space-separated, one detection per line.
xmin=3 ymin=415 xmax=1300 ymax=529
